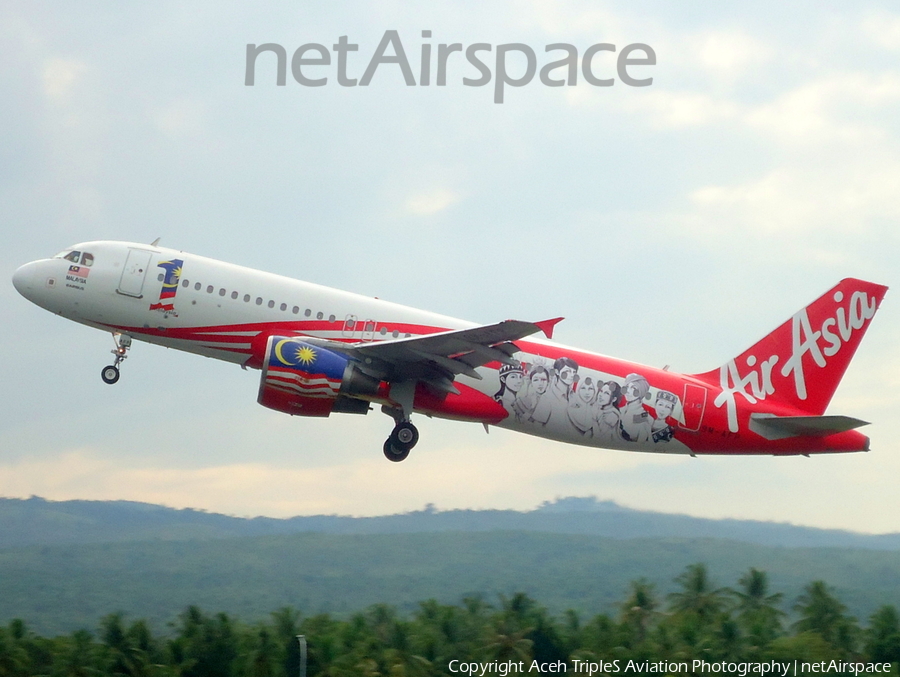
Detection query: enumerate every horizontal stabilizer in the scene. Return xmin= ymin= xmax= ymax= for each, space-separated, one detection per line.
xmin=749 ymin=413 xmax=869 ymax=441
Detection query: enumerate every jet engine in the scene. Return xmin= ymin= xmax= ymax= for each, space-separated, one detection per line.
xmin=257 ymin=336 xmax=379 ymax=417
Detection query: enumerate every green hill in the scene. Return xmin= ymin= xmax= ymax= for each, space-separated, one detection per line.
xmin=3 ymin=495 xmax=900 ymax=550
xmin=3 ymin=530 xmax=900 ymax=636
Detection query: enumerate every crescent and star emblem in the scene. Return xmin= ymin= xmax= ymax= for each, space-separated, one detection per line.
xmin=274 ymin=339 xmax=317 ymax=367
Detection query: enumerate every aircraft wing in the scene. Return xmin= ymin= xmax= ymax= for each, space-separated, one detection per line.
xmin=309 ymin=317 xmax=563 ymax=391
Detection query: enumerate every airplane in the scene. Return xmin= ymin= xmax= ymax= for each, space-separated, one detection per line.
xmin=12 ymin=240 xmax=888 ymax=461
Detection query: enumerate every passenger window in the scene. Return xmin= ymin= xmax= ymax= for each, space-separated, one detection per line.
xmin=182 ymin=279 xmax=189 ymax=288
xmin=194 ymin=282 xmax=201 ymax=290
xmin=256 ymin=297 xmax=263 ymax=305
xmin=243 ymin=294 xmax=250 ymax=302
xmin=207 ymin=285 xmax=214 ymax=293
xmin=380 ymin=327 xmax=387 ymax=335
xmin=347 ymin=319 xmax=355 ymax=328
xmin=268 ymin=300 xmax=275 ymax=308
xmin=280 ymin=303 xmax=287 ymax=311
xmin=316 ymin=311 xmax=324 ymax=320
xmin=292 ymin=306 xmax=299 ymax=314
xmin=158 ymin=273 xmax=164 ymax=282
xmin=231 ymin=291 xmax=238 ymax=300
xmin=80 ymin=253 xmax=94 ymax=266
xmin=329 ymin=314 xmax=336 ymax=323
xmin=304 ymin=309 xmax=311 ymax=317
xmin=219 ymin=288 xmax=226 ymax=296
xmin=392 ymin=330 xmax=399 ymax=338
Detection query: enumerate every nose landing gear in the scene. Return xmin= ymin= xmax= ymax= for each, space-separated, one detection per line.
xmin=101 ymin=333 xmax=132 ymax=385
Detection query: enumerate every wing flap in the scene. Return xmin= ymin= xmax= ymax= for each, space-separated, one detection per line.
xmin=749 ymin=413 xmax=869 ymax=441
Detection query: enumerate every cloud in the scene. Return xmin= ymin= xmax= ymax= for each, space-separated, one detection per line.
xmin=745 ymin=73 xmax=900 ymax=143
xmin=42 ymin=58 xmax=86 ymax=100
xmin=680 ymin=150 xmax=900 ymax=242
xmin=622 ymin=90 xmax=740 ymax=128
xmin=403 ymin=188 xmax=460 ymax=216
xmin=0 ymin=432 xmax=675 ymax=518
xmin=522 ymin=0 xmax=624 ymax=39
xmin=861 ymin=10 xmax=900 ymax=51
xmin=690 ymin=31 xmax=774 ymax=82
xmin=154 ymin=99 xmax=206 ymax=139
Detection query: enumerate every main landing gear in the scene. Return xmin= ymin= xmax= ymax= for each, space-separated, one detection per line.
xmin=383 ymin=420 xmax=419 ymax=462
xmin=101 ymin=333 xmax=132 ymax=385
xmin=382 ymin=381 xmax=419 ymax=462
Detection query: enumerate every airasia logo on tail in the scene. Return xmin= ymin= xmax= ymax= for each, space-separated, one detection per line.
xmin=714 ymin=289 xmax=878 ymax=433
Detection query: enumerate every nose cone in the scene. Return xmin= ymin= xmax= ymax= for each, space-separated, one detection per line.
xmin=12 ymin=261 xmax=46 ymax=305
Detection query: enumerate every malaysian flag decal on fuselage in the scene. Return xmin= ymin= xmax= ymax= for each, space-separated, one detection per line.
xmin=149 ymin=259 xmax=183 ymax=312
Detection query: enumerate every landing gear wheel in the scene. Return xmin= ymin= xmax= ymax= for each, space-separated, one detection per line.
xmin=390 ymin=421 xmax=419 ymax=451
xmin=383 ymin=439 xmax=411 ymax=462
xmin=102 ymin=333 xmax=131 ymax=384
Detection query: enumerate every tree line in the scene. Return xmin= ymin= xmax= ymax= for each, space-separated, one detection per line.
xmin=2 ymin=564 xmax=900 ymax=676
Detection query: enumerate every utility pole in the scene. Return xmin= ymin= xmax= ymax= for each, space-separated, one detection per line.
xmin=296 ymin=634 xmax=307 ymax=677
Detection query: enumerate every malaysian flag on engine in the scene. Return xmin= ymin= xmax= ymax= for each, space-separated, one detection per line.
xmin=265 ymin=339 xmax=345 ymax=399
xmin=149 ymin=259 xmax=183 ymax=311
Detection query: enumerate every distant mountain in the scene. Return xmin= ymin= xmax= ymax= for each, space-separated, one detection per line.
xmin=2 ymin=494 xmax=900 ymax=550
xmin=4 ymin=496 xmax=900 ymax=636
xmin=4 ymin=530 xmax=900 ymax=636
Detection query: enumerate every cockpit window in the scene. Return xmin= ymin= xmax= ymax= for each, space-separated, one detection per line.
xmin=55 ymin=250 xmax=94 ymax=265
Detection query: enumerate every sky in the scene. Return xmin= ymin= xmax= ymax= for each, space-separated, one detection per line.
xmin=2 ymin=1 xmax=900 ymax=532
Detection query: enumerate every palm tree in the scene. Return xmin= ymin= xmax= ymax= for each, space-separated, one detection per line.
xmin=52 ymin=628 xmax=100 ymax=677
xmin=241 ymin=626 xmax=277 ymax=677
xmin=729 ymin=568 xmax=784 ymax=650
xmin=0 ymin=627 xmax=29 ymax=677
xmin=621 ymin=578 xmax=659 ymax=644
xmin=732 ymin=569 xmax=783 ymax=614
xmin=668 ymin=564 xmax=726 ymax=624
xmin=269 ymin=607 xmax=301 ymax=677
xmin=865 ymin=606 xmax=900 ymax=663
xmin=481 ymin=617 xmax=533 ymax=663
xmin=793 ymin=581 xmax=858 ymax=655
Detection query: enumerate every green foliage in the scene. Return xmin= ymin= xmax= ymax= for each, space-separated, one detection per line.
xmin=2 ymin=565 xmax=900 ymax=674
xmin=7 ymin=530 xmax=900 ymax=637
xmin=793 ymin=580 xmax=858 ymax=656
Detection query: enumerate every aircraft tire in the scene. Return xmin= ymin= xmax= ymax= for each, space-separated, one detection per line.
xmin=101 ymin=365 xmax=120 ymax=384
xmin=383 ymin=439 xmax=410 ymax=462
xmin=390 ymin=421 xmax=419 ymax=451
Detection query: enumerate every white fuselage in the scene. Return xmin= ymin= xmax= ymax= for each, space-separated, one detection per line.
xmin=13 ymin=240 xmax=697 ymax=454
xmin=13 ymin=240 xmax=474 ymax=363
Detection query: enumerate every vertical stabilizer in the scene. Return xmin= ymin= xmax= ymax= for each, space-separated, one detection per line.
xmin=691 ymin=279 xmax=887 ymax=430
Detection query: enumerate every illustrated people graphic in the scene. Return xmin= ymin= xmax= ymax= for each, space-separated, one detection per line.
xmin=518 ymin=365 xmax=550 ymax=423
xmin=619 ymin=373 xmax=652 ymax=444
xmin=651 ymin=390 xmax=678 ymax=443
xmin=567 ymin=376 xmax=598 ymax=436
xmin=593 ymin=380 xmax=624 ymax=442
xmin=530 ymin=356 xmax=579 ymax=431
xmin=493 ymin=362 xmax=525 ymax=417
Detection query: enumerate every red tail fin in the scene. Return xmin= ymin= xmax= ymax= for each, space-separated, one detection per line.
xmin=692 ymin=278 xmax=887 ymax=422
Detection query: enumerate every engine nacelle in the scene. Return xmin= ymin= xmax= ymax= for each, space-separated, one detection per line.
xmin=257 ymin=336 xmax=377 ymax=417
